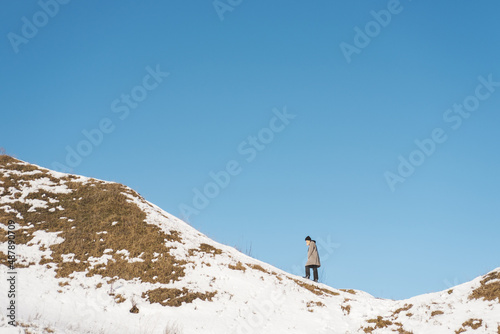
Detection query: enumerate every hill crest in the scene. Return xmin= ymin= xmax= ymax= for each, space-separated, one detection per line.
xmin=1 ymin=155 xmax=499 ymax=333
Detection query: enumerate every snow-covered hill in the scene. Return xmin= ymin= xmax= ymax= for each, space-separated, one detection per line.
xmin=0 ymin=156 xmax=499 ymax=334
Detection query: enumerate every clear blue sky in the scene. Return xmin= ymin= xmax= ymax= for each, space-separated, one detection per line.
xmin=1 ymin=0 xmax=499 ymax=300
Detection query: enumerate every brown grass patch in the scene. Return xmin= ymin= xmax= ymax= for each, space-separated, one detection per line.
xmin=142 ymin=287 xmax=216 ymax=307
xmin=392 ymin=303 xmax=413 ymax=316
xmin=341 ymin=304 xmax=351 ymax=315
xmin=0 ymin=252 xmax=8 ymax=267
xmin=188 ymin=243 xmax=222 ymax=257
xmin=247 ymin=263 xmax=269 ymax=274
xmin=455 ymin=319 xmax=483 ymax=334
xmin=362 ymin=310 xmax=414 ymax=334
xmin=306 ymin=301 xmax=325 ymax=308
xmin=367 ymin=316 xmax=393 ymax=328
xmin=394 ymin=322 xmax=413 ymax=334
xmin=306 ymin=300 xmax=324 ymax=313
xmin=340 ymin=289 xmax=356 ymax=295
xmin=228 ymin=261 xmax=246 ymax=272
xmin=292 ymin=278 xmax=340 ymax=297
xmin=114 ymin=294 xmax=126 ymax=304
xmin=0 ymin=156 xmax=186 ymax=285
xmin=469 ymin=271 xmax=500 ymax=302
xmin=431 ymin=310 xmax=444 ymax=317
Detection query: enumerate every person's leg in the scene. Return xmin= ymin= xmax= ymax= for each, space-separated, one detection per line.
xmin=304 ymin=265 xmax=311 ymax=279
xmin=312 ymin=265 xmax=319 ymax=281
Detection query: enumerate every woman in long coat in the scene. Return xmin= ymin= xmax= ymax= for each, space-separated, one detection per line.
xmin=304 ymin=236 xmax=321 ymax=282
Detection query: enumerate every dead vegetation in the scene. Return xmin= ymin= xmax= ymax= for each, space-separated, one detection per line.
xmin=306 ymin=301 xmax=325 ymax=308
xmin=469 ymin=270 xmax=500 ymax=302
xmin=0 ymin=251 xmax=8 ymax=267
xmin=362 ymin=316 xmax=393 ymax=333
xmin=392 ymin=304 xmax=413 ymax=316
xmin=455 ymin=319 xmax=483 ymax=334
xmin=0 ymin=156 xmax=185 ymax=285
xmin=362 ymin=317 xmax=413 ymax=334
xmin=361 ymin=304 xmax=414 ymax=334
xmin=341 ymin=300 xmax=351 ymax=315
xmin=291 ymin=278 xmax=340 ymax=297
xmin=228 ymin=261 xmax=246 ymax=272
xmin=431 ymin=310 xmax=444 ymax=317
xmin=340 ymin=289 xmax=356 ymax=295
xmin=306 ymin=300 xmax=325 ymax=312
xmin=246 ymin=263 xmax=268 ymax=274
xmin=142 ymin=287 xmax=216 ymax=307
xmin=114 ymin=294 xmax=126 ymax=303
xmin=188 ymin=243 xmax=223 ymax=257
xmin=393 ymin=323 xmax=413 ymax=334
xmin=368 ymin=316 xmax=393 ymax=328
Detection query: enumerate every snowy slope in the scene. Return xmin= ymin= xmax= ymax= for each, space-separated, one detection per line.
xmin=0 ymin=156 xmax=499 ymax=334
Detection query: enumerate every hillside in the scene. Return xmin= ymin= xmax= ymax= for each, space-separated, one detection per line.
xmin=0 ymin=155 xmax=499 ymax=334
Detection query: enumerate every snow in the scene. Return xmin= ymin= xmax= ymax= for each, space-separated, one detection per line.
xmin=1 ymin=160 xmax=499 ymax=333
xmin=28 ymin=230 xmax=64 ymax=247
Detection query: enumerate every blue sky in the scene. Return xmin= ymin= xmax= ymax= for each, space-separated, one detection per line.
xmin=1 ymin=0 xmax=499 ymax=300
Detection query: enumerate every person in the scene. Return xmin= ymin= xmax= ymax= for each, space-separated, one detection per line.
xmin=304 ymin=236 xmax=320 ymax=282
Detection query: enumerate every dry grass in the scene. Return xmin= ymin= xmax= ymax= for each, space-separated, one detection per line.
xmin=188 ymin=243 xmax=222 ymax=257
xmin=340 ymin=289 xmax=356 ymax=295
xmin=431 ymin=310 xmax=444 ymax=317
xmin=469 ymin=271 xmax=500 ymax=302
xmin=392 ymin=304 xmax=413 ymax=316
xmin=341 ymin=303 xmax=351 ymax=315
xmin=13 ymin=320 xmax=55 ymax=334
xmin=0 ymin=156 xmax=186 ymax=285
xmin=367 ymin=316 xmax=393 ymax=328
xmin=394 ymin=322 xmax=413 ymax=334
xmin=306 ymin=301 xmax=325 ymax=308
xmin=362 ymin=305 xmax=415 ymax=334
xmin=455 ymin=319 xmax=483 ymax=334
xmin=0 ymin=252 xmax=8 ymax=267
xmin=228 ymin=261 xmax=246 ymax=272
xmin=114 ymin=294 xmax=126 ymax=304
xmin=306 ymin=301 xmax=324 ymax=313
xmin=291 ymin=278 xmax=340 ymax=297
xmin=362 ymin=316 xmax=414 ymax=334
xmin=246 ymin=263 xmax=268 ymax=274
xmin=142 ymin=287 xmax=216 ymax=307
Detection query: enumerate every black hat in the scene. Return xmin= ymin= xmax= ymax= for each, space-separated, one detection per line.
xmin=305 ymin=236 xmax=311 ymax=241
